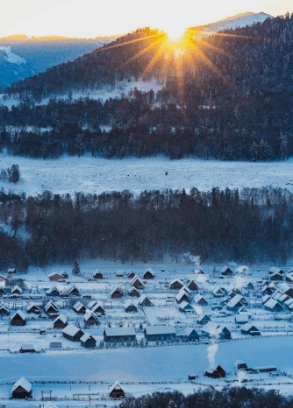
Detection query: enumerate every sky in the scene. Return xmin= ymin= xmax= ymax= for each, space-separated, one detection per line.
xmin=0 ymin=0 xmax=292 ymax=39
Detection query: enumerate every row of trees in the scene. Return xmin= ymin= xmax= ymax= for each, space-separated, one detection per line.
xmin=0 ymin=164 xmax=20 ymax=184
xmin=0 ymin=186 xmax=292 ymax=270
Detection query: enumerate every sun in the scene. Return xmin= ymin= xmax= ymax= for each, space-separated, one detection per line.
xmin=163 ymin=24 xmax=187 ymax=42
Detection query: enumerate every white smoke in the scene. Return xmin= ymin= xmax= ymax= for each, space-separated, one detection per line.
xmin=207 ymin=340 xmax=218 ymax=371
xmin=234 ymin=275 xmax=246 ymax=290
xmin=182 ymin=252 xmax=201 ymax=269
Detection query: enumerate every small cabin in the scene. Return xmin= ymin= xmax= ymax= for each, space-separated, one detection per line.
xmin=8 ymin=268 xmax=16 ymax=275
xmin=93 ymin=270 xmax=103 ymax=279
xmin=103 ymin=327 xmax=136 ymax=342
xmin=10 ymin=310 xmax=26 ymax=326
xmin=109 ymin=381 xmax=125 ymax=399
xmin=62 ymin=324 xmax=84 ymax=341
xmin=194 ymin=294 xmax=208 ymax=306
xmin=241 ymin=324 xmax=261 ymax=336
xmin=131 ymin=275 xmax=144 ymax=289
xmin=48 ymin=272 xmax=66 ymax=282
xmin=27 ymin=304 xmax=41 ymax=314
xmin=221 ymin=266 xmax=233 ymax=276
xmin=53 ymin=314 xmax=68 ymax=329
xmin=124 ymin=301 xmax=138 ymax=313
xmin=68 ymin=286 xmax=80 ymax=297
xmin=205 ymin=365 xmax=226 ymax=379
xmin=81 ymin=333 xmax=96 ymax=348
xmin=92 ymin=303 xmax=106 ymax=315
xmin=84 ymin=310 xmax=99 ymax=325
xmin=111 ymin=287 xmax=123 ymax=298
xmin=128 ymin=287 xmax=140 ymax=297
xmin=138 ymin=295 xmax=153 ymax=307
xmin=179 ymin=301 xmax=194 ymax=313
xmin=144 ymin=326 xmax=176 ymax=341
xmin=0 ymin=303 xmax=9 ymax=315
xmin=127 ymin=270 xmax=136 ymax=279
xmin=11 ymin=285 xmax=22 ymax=295
xmin=12 ymin=377 xmax=32 ymax=399
xmin=178 ymin=328 xmax=199 ymax=341
xmin=143 ymin=268 xmax=154 ymax=279
xmin=20 ymin=344 xmax=35 ymax=353
xmin=46 ymin=286 xmax=60 ymax=297
xmin=45 ymin=300 xmax=58 ymax=314
xmin=73 ymin=301 xmax=86 ymax=314
xmin=187 ymin=280 xmax=198 ymax=291
xmin=197 ymin=314 xmax=211 ymax=325
xmin=169 ymin=279 xmax=184 ymax=290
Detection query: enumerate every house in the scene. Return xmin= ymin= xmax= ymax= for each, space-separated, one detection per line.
xmin=80 ymin=333 xmax=96 ymax=348
xmin=205 ymin=366 xmax=226 ymax=379
xmin=235 ymin=313 xmax=249 ymax=325
xmin=109 ymin=381 xmax=125 ymax=399
xmin=193 ymin=268 xmax=205 ymax=275
xmin=93 ymin=270 xmax=103 ymax=279
xmin=45 ymin=300 xmax=58 ymax=314
xmin=73 ymin=301 xmax=86 ymax=314
xmin=12 ymin=377 xmax=32 ymax=399
xmin=27 ymin=304 xmax=41 ymax=314
xmin=187 ymin=280 xmax=198 ymax=291
xmin=245 ymin=282 xmax=254 ymax=290
xmin=279 ymin=283 xmax=293 ymax=298
xmin=176 ymin=289 xmax=191 ymax=304
xmin=226 ymin=294 xmax=244 ymax=312
xmin=111 ymin=287 xmax=123 ymax=298
xmin=48 ymin=272 xmax=66 ymax=282
xmin=286 ymin=272 xmax=293 ymax=283
xmin=0 ymin=303 xmax=9 ymax=315
xmin=201 ymin=322 xmax=231 ymax=339
xmin=221 ymin=266 xmax=233 ymax=276
xmin=264 ymin=298 xmax=283 ymax=312
xmin=131 ymin=275 xmax=144 ymax=289
xmin=270 ymin=272 xmax=283 ymax=281
xmin=0 ymin=287 xmax=6 ymax=296
xmin=197 ymin=314 xmax=211 ymax=325
xmin=46 ymin=286 xmax=60 ymax=297
xmin=269 ymin=266 xmax=285 ymax=275
xmin=213 ymin=286 xmax=226 ymax=297
xmin=194 ymin=294 xmax=208 ymax=306
xmin=20 ymin=344 xmax=35 ymax=353
xmin=262 ymin=285 xmax=274 ymax=295
xmin=273 ymin=291 xmax=289 ymax=303
xmin=53 ymin=314 xmax=68 ymax=329
xmin=11 ymin=285 xmax=22 ymax=295
xmin=128 ymin=287 xmax=140 ymax=297
xmin=127 ymin=270 xmax=136 ymax=279
xmin=169 ymin=279 xmax=184 ymax=290
xmin=0 ymin=274 xmax=6 ymax=282
xmin=178 ymin=328 xmax=199 ymax=341
xmin=144 ymin=326 xmax=176 ymax=341
xmin=84 ymin=310 xmax=99 ymax=325
xmin=92 ymin=303 xmax=106 ymax=315
xmin=179 ymin=301 xmax=194 ymax=313
xmin=262 ymin=294 xmax=271 ymax=304
xmin=116 ymin=270 xmax=124 ymax=278
xmin=103 ymin=327 xmax=136 ymax=342
xmin=68 ymin=286 xmax=80 ymax=297
xmin=10 ymin=310 xmax=26 ymax=326
xmin=8 ymin=268 xmax=16 ymax=275
xmin=143 ymin=268 xmax=154 ymax=279
xmin=124 ymin=300 xmax=138 ymax=313
xmin=241 ymin=323 xmax=261 ymax=336
xmin=62 ymin=324 xmax=84 ymax=341
xmin=138 ymin=295 xmax=153 ymax=307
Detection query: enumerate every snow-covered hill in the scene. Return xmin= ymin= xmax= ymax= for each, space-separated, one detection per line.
xmin=202 ymin=12 xmax=272 ymax=34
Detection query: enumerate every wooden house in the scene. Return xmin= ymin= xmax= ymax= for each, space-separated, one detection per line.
xmin=264 ymin=298 xmax=283 ymax=312
xmin=80 ymin=333 xmax=96 ymax=348
xmin=0 ymin=287 xmax=6 ymax=296
xmin=116 ymin=270 xmax=124 ymax=278
xmin=221 ymin=266 xmax=233 ymax=276
xmin=46 ymin=286 xmax=60 ymax=297
xmin=8 ymin=268 xmax=16 ymax=275
xmin=241 ymin=323 xmax=261 ymax=336
xmin=93 ymin=270 xmax=103 ymax=279
xmin=127 ymin=270 xmax=136 ymax=279
xmin=124 ymin=300 xmax=137 ymax=312
xmin=194 ymin=294 xmax=208 ymax=306
xmin=144 ymin=326 xmax=176 ymax=341
xmin=103 ymin=327 xmax=136 ymax=342
xmin=138 ymin=295 xmax=153 ymax=307
xmin=109 ymin=381 xmax=125 ymax=399
xmin=213 ymin=286 xmax=226 ymax=297
xmin=204 ymin=366 xmax=226 ymax=379
xmin=226 ymin=294 xmax=244 ymax=312
xmin=84 ymin=310 xmax=99 ymax=325
xmin=179 ymin=301 xmax=194 ymax=313
xmin=235 ymin=313 xmax=249 ymax=324
xmin=48 ymin=272 xmax=66 ymax=282
xmin=246 ymin=282 xmax=254 ymax=290
xmin=45 ymin=300 xmax=58 ymax=314
xmin=270 ymin=272 xmax=283 ymax=281
xmin=131 ymin=275 xmax=144 ymax=289
xmin=197 ymin=314 xmax=211 ymax=325
xmin=111 ymin=287 xmax=123 ymax=298
xmin=53 ymin=314 xmax=68 ymax=328
xmin=201 ymin=322 xmax=231 ymax=339
xmin=62 ymin=324 xmax=84 ymax=341
xmin=27 ymin=304 xmax=41 ymax=314
xmin=176 ymin=289 xmax=191 ymax=304
xmin=68 ymin=286 xmax=80 ymax=297
xmin=92 ymin=303 xmax=106 ymax=315
xmin=128 ymin=286 xmax=140 ymax=297
xmin=169 ymin=279 xmax=184 ymax=290
xmin=286 ymin=272 xmax=293 ymax=283
xmin=178 ymin=328 xmax=199 ymax=341
xmin=12 ymin=377 xmax=32 ymax=399
xmin=11 ymin=285 xmax=22 ymax=295
xmin=0 ymin=303 xmax=9 ymax=315
xmin=187 ymin=280 xmax=198 ymax=291
xmin=73 ymin=301 xmax=86 ymax=314
xmin=193 ymin=268 xmax=205 ymax=275
xmin=20 ymin=344 xmax=35 ymax=353
xmin=143 ymin=268 xmax=154 ymax=279
xmin=10 ymin=310 xmax=26 ymax=326
xmin=269 ymin=267 xmax=285 ymax=275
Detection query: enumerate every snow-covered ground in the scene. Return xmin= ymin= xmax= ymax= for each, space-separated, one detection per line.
xmin=0 ymin=154 xmax=293 ymax=196
xmin=0 ymin=46 xmax=26 ymax=65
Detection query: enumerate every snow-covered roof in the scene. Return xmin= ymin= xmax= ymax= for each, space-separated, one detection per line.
xmin=73 ymin=301 xmax=85 ymax=311
xmin=227 ymin=294 xmax=244 ymax=308
xmin=11 ymin=309 xmax=26 ymax=321
xmin=241 ymin=323 xmax=260 ymax=332
xmin=138 ymin=295 xmax=153 ymax=304
xmin=0 ymin=303 xmax=9 ymax=311
xmin=235 ymin=314 xmax=249 ymax=323
xmin=80 ymin=333 xmax=95 ymax=342
xmin=84 ymin=310 xmax=98 ymax=322
xmin=145 ymin=326 xmax=176 ymax=336
xmin=194 ymin=294 xmax=207 ymax=304
xmin=12 ymin=377 xmax=32 ymax=392
xmin=62 ymin=324 xmax=81 ymax=337
xmin=104 ymin=327 xmax=135 ymax=337
xmin=46 ymin=286 xmax=60 ymax=295
xmin=54 ymin=314 xmax=67 ymax=324
xmin=176 ymin=291 xmax=191 ymax=302
xmin=20 ymin=344 xmax=35 ymax=351
xmin=264 ymin=298 xmax=282 ymax=309
xmin=11 ymin=285 xmax=22 ymax=294
xmin=170 ymin=278 xmax=183 ymax=286
xmin=45 ymin=300 xmax=58 ymax=311
xmin=262 ymin=294 xmax=271 ymax=304
xmin=269 ymin=266 xmax=284 ymax=274
xmin=202 ymin=321 xmax=229 ymax=337
xmin=124 ymin=300 xmax=136 ymax=309
xmin=109 ymin=380 xmax=123 ymax=394
xmin=87 ymin=301 xmax=98 ymax=309
xmin=92 ymin=303 xmax=105 ymax=312
xmin=179 ymin=301 xmax=193 ymax=310
xmin=213 ymin=286 xmax=225 ymax=295
xmin=131 ymin=275 xmax=144 ymax=286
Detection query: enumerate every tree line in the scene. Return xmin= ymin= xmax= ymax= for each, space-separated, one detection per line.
xmin=0 ymin=186 xmax=292 ymax=271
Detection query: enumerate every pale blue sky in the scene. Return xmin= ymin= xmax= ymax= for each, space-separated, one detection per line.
xmin=0 ymin=0 xmax=291 ymax=38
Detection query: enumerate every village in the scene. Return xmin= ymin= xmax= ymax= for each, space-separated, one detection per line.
xmin=0 ymin=260 xmax=293 ymax=406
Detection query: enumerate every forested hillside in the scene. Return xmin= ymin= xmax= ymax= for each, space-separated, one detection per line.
xmin=0 ymin=187 xmax=292 ymax=270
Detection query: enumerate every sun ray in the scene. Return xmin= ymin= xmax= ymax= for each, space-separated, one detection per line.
xmin=95 ymin=33 xmax=164 ymax=54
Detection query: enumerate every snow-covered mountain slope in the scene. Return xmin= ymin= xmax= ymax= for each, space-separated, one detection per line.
xmin=202 ymin=12 xmax=273 ymax=34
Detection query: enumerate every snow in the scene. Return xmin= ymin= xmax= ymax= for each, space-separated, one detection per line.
xmin=0 ymin=46 xmax=26 ymax=65
xmin=11 ymin=377 xmax=31 ymax=392
xmin=204 ymin=12 xmax=272 ymax=34
xmin=1 ymin=154 xmax=293 ymax=197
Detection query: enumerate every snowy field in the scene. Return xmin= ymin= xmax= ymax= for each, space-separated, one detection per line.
xmin=0 ymin=154 xmax=293 ymax=196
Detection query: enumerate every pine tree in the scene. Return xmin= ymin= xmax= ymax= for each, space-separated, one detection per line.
xmin=8 ymin=164 xmax=20 ymax=184
xmin=72 ymin=260 xmax=81 ymax=275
